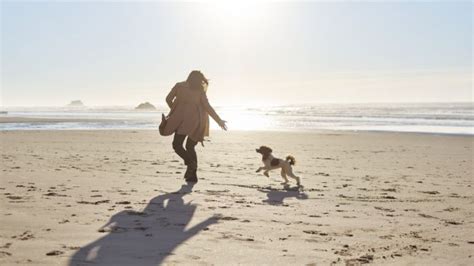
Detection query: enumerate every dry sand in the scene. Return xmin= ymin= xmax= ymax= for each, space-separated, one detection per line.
xmin=0 ymin=130 xmax=473 ymax=265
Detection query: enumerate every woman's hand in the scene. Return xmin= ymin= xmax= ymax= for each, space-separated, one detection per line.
xmin=218 ymin=119 xmax=227 ymax=131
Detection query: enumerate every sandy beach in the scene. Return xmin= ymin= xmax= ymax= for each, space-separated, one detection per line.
xmin=0 ymin=130 xmax=473 ymax=265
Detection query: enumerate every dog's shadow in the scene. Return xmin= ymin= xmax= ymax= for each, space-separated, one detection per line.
xmin=259 ymin=185 xmax=308 ymax=205
xmin=68 ymin=183 xmax=220 ymax=266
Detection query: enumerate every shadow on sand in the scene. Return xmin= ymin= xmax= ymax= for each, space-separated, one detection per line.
xmin=69 ymin=183 xmax=219 ymax=266
xmin=259 ymin=184 xmax=308 ymax=205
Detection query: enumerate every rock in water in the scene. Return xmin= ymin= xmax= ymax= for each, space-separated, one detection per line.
xmin=135 ymin=102 xmax=156 ymax=110
xmin=68 ymin=100 xmax=84 ymax=107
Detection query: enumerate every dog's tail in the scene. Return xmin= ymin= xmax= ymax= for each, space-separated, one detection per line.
xmin=286 ymin=155 xmax=296 ymax=166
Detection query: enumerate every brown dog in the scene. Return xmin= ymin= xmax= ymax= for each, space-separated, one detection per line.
xmin=256 ymin=146 xmax=301 ymax=186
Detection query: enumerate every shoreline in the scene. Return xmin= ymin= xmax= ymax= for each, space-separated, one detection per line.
xmin=1 ymin=127 xmax=473 ymax=138
xmin=0 ymin=116 xmax=119 ymax=123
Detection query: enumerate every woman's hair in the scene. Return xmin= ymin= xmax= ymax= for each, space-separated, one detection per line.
xmin=186 ymin=70 xmax=209 ymax=92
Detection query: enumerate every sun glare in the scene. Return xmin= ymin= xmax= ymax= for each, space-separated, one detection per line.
xmin=211 ymin=108 xmax=273 ymax=131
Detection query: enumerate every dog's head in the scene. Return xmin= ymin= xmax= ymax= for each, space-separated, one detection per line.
xmin=256 ymin=146 xmax=273 ymax=157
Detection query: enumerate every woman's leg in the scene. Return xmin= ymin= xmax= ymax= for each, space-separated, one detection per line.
xmin=185 ymin=137 xmax=198 ymax=182
xmin=172 ymin=133 xmax=190 ymax=165
xmin=185 ymin=137 xmax=198 ymax=167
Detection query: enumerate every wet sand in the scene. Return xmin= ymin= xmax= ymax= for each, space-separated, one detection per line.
xmin=0 ymin=117 xmax=113 ymax=123
xmin=0 ymin=130 xmax=473 ymax=265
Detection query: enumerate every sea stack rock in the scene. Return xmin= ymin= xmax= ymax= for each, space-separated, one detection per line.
xmin=135 ymin=102 xmax=156 ymax=110
xmin=68 ymin=100 xmax=84 ymax=107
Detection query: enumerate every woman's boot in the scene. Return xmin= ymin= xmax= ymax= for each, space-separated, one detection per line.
xmin=185 ymin=161 xmax=198 ymax=183
xmin=191 ymin=169 xmax=198 ymax=183
xmin=184 ymin=165 xmax=193 ymax=180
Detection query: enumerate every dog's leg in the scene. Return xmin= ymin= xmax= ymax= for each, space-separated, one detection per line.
xmin=287 ymin=166 xmax=301 ymax=186
xmin=263 ymin=170 xmax=270 ymax=177
xmin=280 ymin=168 xmax=289 ymax=184
xmin=256 ymin=167 xmax=264 ymax=173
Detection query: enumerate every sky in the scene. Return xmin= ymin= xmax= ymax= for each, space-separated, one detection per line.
xmin=1 ymin=1 xmax=472 ymax=107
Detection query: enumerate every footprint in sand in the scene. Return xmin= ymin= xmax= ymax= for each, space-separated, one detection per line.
xmin=0 ymin=251 xmax=12 ymax=257
xmin=219 ymin=216 xmax=239 ymax=221
xmin=443 ymin=207 xmax=460 ymax=212
xmin=418 ymin=213 xmax=437 ymax=219
xmin=374 ymin=206 xmax=395 ymax=213
xmin=12 ymin=231 xmax=34 ymax=240
xmin=77 ymin=200 xmax=109 ymax=205
xmin=444 ymin=220 xmax=463 ymax=225
xmin=6 ymin=195 xmax=23 ymax=200
xmin=345 ymin=254 xmax=374 ymax=264
xmin=0 ymin=243 xmax=12 ymax=249
xmin=46 ymin=250 xmax=64 ymax=256
xmin=61 ymin=245 xmax=80 ymax=250
xmin=44 ymin=192 xmax=68 ymax=197
xmin=420 ymin=190 xmax=440 ymax=195
xmin=303 ymin=230 xmax=321 ymax=235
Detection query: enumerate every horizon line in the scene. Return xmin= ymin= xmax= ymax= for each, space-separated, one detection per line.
xmin=1 ymin=100 xmax=473 ymax=109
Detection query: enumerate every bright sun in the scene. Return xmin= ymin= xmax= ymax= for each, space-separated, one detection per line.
xmin=203 ymin=1 xmax=267 ymax=25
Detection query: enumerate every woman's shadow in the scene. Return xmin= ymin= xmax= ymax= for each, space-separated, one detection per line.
xmin=69 ymin=183 xmax=220 ymax=266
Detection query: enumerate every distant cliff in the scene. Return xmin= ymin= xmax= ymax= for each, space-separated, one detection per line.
xmin=135 ymin=102 xmax=156 ymax=110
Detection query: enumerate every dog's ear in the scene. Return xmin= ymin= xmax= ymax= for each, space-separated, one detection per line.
xmin=261 ymin=146 xmax=272 ymax=154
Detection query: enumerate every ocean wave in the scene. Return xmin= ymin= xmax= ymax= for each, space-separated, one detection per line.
xmin=1 ymin=103 xmax=473 ymax=135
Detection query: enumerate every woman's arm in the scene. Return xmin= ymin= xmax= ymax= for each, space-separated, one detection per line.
xmin=166 ymin=84 xmax=178 ymax=109
xmin=201 ymin=93 xmax=227 ymax=130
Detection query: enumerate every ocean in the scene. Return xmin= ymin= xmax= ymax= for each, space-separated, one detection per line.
xmin=1 ymin=103 xmax=473 ymax=135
